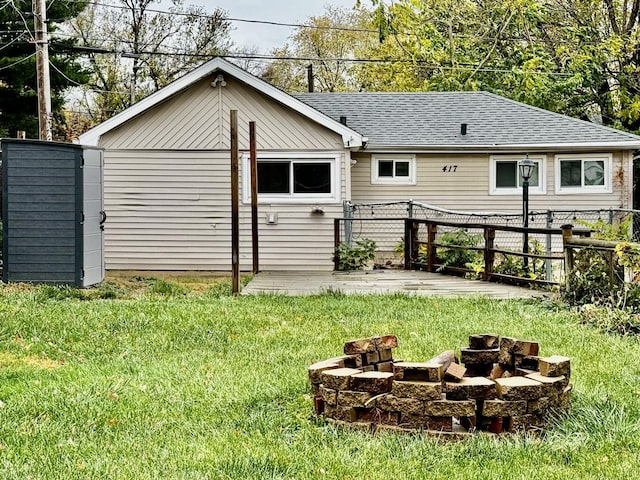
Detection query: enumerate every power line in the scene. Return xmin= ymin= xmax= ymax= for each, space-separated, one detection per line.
xmin=48 ymin=41 xmax=574 ymax=77
xmin=63 ymin=0 xmax=380 ymax=35
xmin=0 ymin=51 xmax=36 ymax=71
xmin=0 ymin=32 xmax=28 ymax=51
xmin=58 ymin=0 xmax=608 ymax=48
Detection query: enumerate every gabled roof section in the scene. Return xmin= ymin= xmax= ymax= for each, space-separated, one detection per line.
xmin=79 ymin=57 xmax=364 ymax=148
xmin=294 ymin=91 xmax=640 ymax=151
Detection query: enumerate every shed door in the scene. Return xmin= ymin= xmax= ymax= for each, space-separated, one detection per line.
xmin=82 ymin=148 xmax=104 ymax=287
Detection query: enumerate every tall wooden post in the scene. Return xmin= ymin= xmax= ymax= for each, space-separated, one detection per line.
xmin=561 ymin=224 xmax=574 ymax=292
xmin=230 ymin=110 xmax=240 ymax=294
xmin=334 ymin=218 xmax=341 ymax=271
xmin=427 ymin=223 xmax=438 ymax=272
xmin=249 ymin=121 xmax=259 ymax=274
xmin=483 ymin=227 xmax=495 ymax=282
xmin=404 ymin=219 xmax=412 ymax=270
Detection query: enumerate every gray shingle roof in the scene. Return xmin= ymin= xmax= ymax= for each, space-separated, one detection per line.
xmin=292 ymin=91 xmax=640 ymax=149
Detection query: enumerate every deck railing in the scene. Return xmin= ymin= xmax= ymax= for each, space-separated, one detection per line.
xmin=403 ymin=219 xmax=595 ymax=286
xmin=334 ymin=217 xmax=592 ymax=286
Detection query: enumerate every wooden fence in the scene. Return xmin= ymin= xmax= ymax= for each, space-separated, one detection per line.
xmin=403 ymin=219 xmax=592 ymax=286
xmin=333 ymin=217 xmax=596 ymax=287
xmin=562 ymin=224 xmax=625 ymax=292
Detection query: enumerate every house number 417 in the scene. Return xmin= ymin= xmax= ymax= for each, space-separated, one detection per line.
xmin=442 ymin=165 xmax=458 ymax=172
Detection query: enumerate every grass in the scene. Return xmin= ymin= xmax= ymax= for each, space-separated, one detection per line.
xmin=0 ymin=278 xmax=639 ymax=479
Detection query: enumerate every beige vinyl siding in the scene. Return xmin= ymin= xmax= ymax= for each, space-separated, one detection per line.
xmin=100 ymin=75 xmax=343 ymax=151
xmin=351 ymin=151 xmax=631 ymax=258
xmin=352 ymin=151 xmax=629 ymax=212
xmin=98 ymin=72 xmax=350 ymax=271
xmin=103 ymin=149 xmax=346 ymax=271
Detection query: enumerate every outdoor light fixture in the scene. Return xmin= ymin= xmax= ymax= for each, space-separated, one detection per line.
xmin=519 ymin=157 xmax=535 ymax=183
xmin=519 ymin=155 xmax=535 ymax=275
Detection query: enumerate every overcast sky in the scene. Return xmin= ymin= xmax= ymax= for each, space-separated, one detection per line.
xmin=198 ymin=1 xmax=361 ymax=52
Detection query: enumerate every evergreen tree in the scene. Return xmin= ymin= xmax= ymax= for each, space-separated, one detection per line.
xmin=0 ymin=0 xmax=88 ymax=140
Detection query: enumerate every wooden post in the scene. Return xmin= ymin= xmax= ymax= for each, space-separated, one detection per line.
xmin=427 ymin=222 xmax=438 ymax=273
xmin=404 ymin=219 xmax=412 ymax=270
xmin=249 ymin=121 xmax=259 ymax=274
xmin=230 ymin=110 xmax=240 ymax=294
xmin=561 ymin=224 xmax=574 ymax=291
xmin=402 ymin=221 xmax=420 ymax=270
xmin=483 ymin=227 xmax=495 ymax=282
xmin=334 ymin=218 xmax=341 ymax=271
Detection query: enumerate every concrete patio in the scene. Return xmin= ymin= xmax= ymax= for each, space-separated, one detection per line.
xmin=242 ymin=270 xmax=548 ymax=299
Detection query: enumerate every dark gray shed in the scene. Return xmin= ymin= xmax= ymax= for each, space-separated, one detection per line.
xmin=1 ymin=139 xmax=104 ymax=286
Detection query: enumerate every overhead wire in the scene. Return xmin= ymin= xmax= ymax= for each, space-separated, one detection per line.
xmin=0 ymin=51 xmax=36 ymax=70
xmin=6 ymin=0 xmax=35 ymax=42
xmin=0 ymin=31 xmax=28 ymax=51
xmin=55 ymin=0 xmax=609 ymax=47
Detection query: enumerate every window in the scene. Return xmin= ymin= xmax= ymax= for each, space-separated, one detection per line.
xmin=371 ymin=155 xmax=416 ymax=185
xmin=555 ymin=154 xmax=612 ymax=194
xmin=489 ymin=156 xmax=546 ymax=195
xmin=243 ymin=153 xmax=340 ymax=203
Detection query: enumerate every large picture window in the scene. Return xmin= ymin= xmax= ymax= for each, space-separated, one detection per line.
xmin=489 ymin=155 xmax=546 ymax=195
xmin=555 ymin=154 xmax=612 ymax=194
xmin=243 ymin=154 xmax=339 ymax=203
xmin=371 ymin=155 xmax=416 ymax=185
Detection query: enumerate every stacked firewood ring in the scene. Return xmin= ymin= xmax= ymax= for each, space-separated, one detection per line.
xmin=308 ymin=334 xmax=572 ymax=439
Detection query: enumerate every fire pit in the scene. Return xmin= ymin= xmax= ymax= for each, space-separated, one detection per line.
xmin=308 ymin=334 xmax=572 ymax=439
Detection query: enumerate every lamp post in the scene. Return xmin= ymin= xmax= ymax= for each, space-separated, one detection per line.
xmin=519 ymin=156 xmax=535 ymax=275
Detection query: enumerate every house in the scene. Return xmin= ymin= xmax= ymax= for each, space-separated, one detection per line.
xmin=79 ymin=57 xmax=640 ymax=272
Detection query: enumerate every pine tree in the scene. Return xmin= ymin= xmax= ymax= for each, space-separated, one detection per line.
xmin=0 ymin=0 xmax=88 ymax=139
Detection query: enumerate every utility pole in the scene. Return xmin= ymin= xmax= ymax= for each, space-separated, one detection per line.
xmin=34 ymin=0 xmax=52 ymax=141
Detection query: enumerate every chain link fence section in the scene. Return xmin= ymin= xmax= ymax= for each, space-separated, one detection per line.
xmin=342 ymin=201 xmax=640 ymax=276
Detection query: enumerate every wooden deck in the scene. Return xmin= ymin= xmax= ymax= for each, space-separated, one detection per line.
xmin=242 ymin=270 xmax=547 ymax=299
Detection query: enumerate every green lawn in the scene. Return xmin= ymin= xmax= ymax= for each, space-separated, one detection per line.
xmin=0 ymin=279 xmax=639 ymax=479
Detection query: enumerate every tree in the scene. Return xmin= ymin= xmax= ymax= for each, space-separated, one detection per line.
xmin=262 ymin=5 xmax=376 ymax=92
xmin=65 ymin=0 xmax=232 ymax=124
xmin=356 ymin=0 xmax=640 ymax=133
xmin=0 ymin=0 xmax=88 ymax=139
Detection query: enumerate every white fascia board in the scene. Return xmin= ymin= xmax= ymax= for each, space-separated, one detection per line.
xmin=363 ymin=142 xmax=640 ymax=153
xmin=79 ymin=57 xmax=363 ymax=148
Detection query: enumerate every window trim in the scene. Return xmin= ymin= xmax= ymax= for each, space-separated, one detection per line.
xmin=242 ymin=152 xmax=341 ymax=204
xmin=489 ymin=155 xmax=547 ymax=195
xmin=371 ymin=155 xmax=416 ymax=185
xmin=554 ymin=153 xmax=612 ymax=195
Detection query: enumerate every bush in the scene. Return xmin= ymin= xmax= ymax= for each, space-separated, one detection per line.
xmin=561 ymin=217 xmax=640 ymax=336
xmin=436 ymin=229 xmax=483 ymax=272
xmin=334 ymin=238 xmax=377 ymax=271
xmin=494 ymin=239 xmax=545 ymax=279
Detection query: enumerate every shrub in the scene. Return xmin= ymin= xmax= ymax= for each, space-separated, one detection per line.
xmin=436 ymin=229 xmax=483 ymax=272
xmin=494 ymin=239 xmax=545 ymax=279
xmin=561 ymin=216 xmax=640 ymax=308
xmin=334 ymin=238 xmax=377 ymax=271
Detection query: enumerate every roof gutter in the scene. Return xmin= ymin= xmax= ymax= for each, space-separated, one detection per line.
xmin=360 ymin=141 xmax=640 ymax=153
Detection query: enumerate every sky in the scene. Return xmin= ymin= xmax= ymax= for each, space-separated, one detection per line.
xmin=197 ymin=1 xmax=361 ymax=53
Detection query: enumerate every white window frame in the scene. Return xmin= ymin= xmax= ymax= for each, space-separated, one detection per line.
xmin=554 ymin=153 xmax=612 ymax=195
xmin=371 ymin=154 xmax=416 ymax=185
xmin=489 ymin=155 xmax=547 ymax=195
xmin=242 ymin=152 xmax=341 ymax=204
